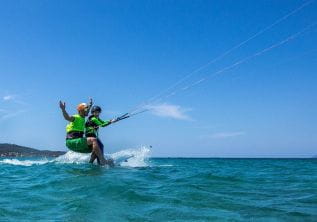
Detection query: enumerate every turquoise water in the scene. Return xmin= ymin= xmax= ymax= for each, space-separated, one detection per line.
xmin=0 ymin=153 xmax=316 ymax=221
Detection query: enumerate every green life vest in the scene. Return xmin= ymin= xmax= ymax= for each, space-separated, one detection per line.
xmin=66 ymin=114 xmax=85 ymax=133
xmin=85 ymin=115 xmax=111 ymax=137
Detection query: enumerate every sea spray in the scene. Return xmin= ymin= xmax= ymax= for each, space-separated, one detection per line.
xmin=0 ymin=146 xmax=151 ymax=167
xmin=110 ymin=146 xmax=150 ymax=167
xmin=54 ymin=151 xmax=91 ymax=164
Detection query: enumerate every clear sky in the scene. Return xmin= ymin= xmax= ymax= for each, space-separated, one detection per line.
xmin=0 ymin=0 xmax=316 ymax=157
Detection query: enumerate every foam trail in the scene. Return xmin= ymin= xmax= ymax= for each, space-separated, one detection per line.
xmin=0 ymin=158 xmax=51 ymax=166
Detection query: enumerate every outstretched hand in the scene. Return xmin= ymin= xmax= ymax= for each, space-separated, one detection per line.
xmin=59 ymin=100 xmax=74 ymax=122
xmin=59 ymin=101 xmax=66 ymax=110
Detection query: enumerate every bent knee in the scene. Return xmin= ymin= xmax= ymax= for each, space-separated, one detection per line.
xmin=87 ymin=137 xmax=97 ymax=144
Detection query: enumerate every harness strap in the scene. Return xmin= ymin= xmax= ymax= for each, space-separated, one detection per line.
xmin=66 ymin=131 xmax=84 ymax=139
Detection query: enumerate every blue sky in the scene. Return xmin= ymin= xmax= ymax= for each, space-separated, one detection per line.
xmin=0 ymin=0 xmax=316 ymax=157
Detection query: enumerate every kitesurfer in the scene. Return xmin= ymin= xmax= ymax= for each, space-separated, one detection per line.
xmin=59 ymin=99 xmax=107 ymax=166
xmin=85 ymin=105 xmax=116 ymax=164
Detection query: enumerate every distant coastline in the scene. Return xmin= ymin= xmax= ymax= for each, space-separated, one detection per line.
xmin=0 ymin=143 xmax=65 ymax=157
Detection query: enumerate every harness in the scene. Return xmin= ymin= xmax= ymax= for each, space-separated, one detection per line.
xmin=66 ymin=131 xmax=84 ymax=139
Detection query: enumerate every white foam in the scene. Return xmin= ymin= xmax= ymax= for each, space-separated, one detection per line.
xmin=110 ymin=146 xmax=150 ymax=167
xmin=158 ymin=164 xmax=174 ymax=167
xmin=54 ymin=151 xmax=91 ymax=164
xmin=0 ymin=158 xmax=51 ymax=166
xmin=0 ymin=146 xmax=151 ymax=167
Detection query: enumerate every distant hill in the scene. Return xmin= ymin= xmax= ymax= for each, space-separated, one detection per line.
xmin=0 ymin=143 xmax=65 ymax=157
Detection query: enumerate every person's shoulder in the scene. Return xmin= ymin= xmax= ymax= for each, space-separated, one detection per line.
xmin=73 ymin=114 xmax=84 ymax=120
xmin=91 ymin=116 xmax=98 ymax=121
xmin=90 ymin=116 xmax=100 ymax=123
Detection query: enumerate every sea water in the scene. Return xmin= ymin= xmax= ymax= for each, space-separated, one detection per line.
xmin=0 ymin=147 xmax=316 ymax=221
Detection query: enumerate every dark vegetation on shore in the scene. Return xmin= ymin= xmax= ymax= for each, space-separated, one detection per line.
xmin=0 ymin=143 xmax=65 ymax=157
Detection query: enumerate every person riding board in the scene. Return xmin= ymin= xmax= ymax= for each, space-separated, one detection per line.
xmin=85 ymin=105 xmax=117 ymax=164
xmin=59 ymin=99 xmax=108 ymax=166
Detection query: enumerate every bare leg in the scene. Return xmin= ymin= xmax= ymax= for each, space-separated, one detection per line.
xmin=89 ymin=152 xmax=97 ymax=164
xmin=87 ymin=137 xmax=106 ymax=165
xmin=97 ymin=138 xmax=104 ymax=155
xmin=89 ymin=153 xmax=101 ymax=165
xmin=96 ymin=155 xmax=101 ymax=165
xmin=89 ymin=139 xmax=103 ymax=164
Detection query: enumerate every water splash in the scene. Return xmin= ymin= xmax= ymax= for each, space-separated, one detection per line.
xmin=110 ymin=146 xmax=150 ymax=167
xmin=54 ymin=151 xmax=91 ymax=164
xmin=0 ymin=158 xmax=51 ymax=166
xmin=0 ymin=146 xmax=151 ymax=167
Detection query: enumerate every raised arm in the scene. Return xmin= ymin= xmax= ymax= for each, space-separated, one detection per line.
xmin=59 ymin=101 xmax=75 ymax=122
xmin=85 ymin=98 xmax=93 ymax=116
